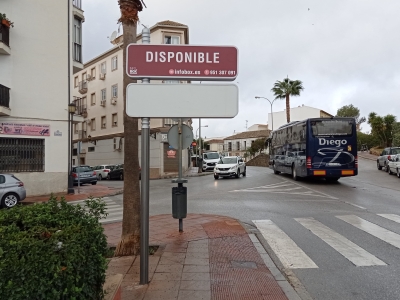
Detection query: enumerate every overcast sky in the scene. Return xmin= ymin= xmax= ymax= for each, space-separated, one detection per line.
xmin=82 ymin=0 xmax=400 ymax=138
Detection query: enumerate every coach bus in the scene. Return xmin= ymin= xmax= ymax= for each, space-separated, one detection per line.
xmin=266 ymin=117 xmax=358 ymax=181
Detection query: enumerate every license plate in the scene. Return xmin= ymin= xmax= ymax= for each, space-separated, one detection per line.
xmin=80 ymin=174 xmax=90 ymax=178
xmin=326 ymin=163 xmax=341 ymax=166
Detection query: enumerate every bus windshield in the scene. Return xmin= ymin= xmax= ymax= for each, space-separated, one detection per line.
xmin=311 ymin=120 xmax=353 ymax=136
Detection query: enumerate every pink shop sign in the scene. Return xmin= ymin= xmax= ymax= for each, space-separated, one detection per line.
xmin=0 ymin=123 xmax=50 ymax=137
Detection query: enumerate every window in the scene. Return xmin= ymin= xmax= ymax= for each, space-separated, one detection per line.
xmin=111 ymin=56 xmax=118 ymax=71
xmin=228 ymin=142 xmax=232 ymax=151
xmin=111 ymin=85 xmax=118 ymax=98
xmin=100 ymin=62 xmax=106 ymax=74
xmin=73 ymin=18 xmax=82 ymax=63
xmin=91 ymin=118 xmax=96 ymax=131
xmin=74 ymin=123 xmax=78 ymax=134
xmin=0 ymin=175 xmax=5 ymax=184
xmin=164 ymin=35 xmax=180 ymax=44
xmin=91 ymin=93 xmax=96 ymax=106
xmin=236 ymin=141 xmax=240 ymax=151
xmin=0 ymin=138 xmax=45 ymax=172
xmin=112 ymin=113 xmax=118 ymax=127
xmin=101 ymin=89 xmax=106 ymax=101
xmin=74 ymin=76 xmax=79 ymax=87
xmin=88 ymin=147 xmax=95 ymax=152
xmin=164 ymin=118 xmax=178 ymax=127
xmin=82 ymin=72 xmax=86 ymax=81
xmin=244 ymin=141 xmax=247 ymax=149
xmin=101 ymin=116 xmax=106 ymax=129
xmin=91 ymin=67 xmax=96 ymax=78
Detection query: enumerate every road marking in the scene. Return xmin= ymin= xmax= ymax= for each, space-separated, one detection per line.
xmin=345 ymin=202 xmax=366 ymax=210
xmin=378 ymin=214 xmax=400 ymax=224
xmin=296 ymin=218 xmax=386 ymax=267
xmin=253 ymin=219 xmax=318 ymax=269
xmin=337 ymin=215 xmax=400 ymax=249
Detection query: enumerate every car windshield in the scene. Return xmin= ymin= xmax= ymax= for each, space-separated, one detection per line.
xmin=204 ymin=153 xmax=220 ymax=159
xmin=74 ymin=166 xmax=92 ymax=172
xmin=311 ymin=120 xmax=353 ymax=136
xmin=391 ymin=148 xmax=400 ymax=155
xmin=219 ymin=157 xmax=237 ymax=164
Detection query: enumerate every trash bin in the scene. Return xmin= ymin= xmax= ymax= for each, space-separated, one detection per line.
xmin=172 ymin=186 xmax=187 ymax=219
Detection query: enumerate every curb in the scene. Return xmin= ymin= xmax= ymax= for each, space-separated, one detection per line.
xmin=358 ymin=155 xmax=377 ymax=161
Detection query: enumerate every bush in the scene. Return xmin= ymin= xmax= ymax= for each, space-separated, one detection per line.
xmin=0 ymin=196 xmax=109 ymax=300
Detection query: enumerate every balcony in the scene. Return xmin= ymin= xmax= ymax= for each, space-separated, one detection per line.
xmin=78 ymin=80 xmax=87 ymax=94
xmin=72 ymin=0 xmax=85 ymax=21
xmin=0 ymin=24 xmax=11 ymax=55
xmin=0 ymin=84 xmax=11 ymax=116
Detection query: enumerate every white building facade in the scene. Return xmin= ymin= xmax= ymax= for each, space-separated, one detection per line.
xmin=71 ymin=21 xmax=191 ymax=178
xmin=223 ymin=130 xmax=270 ymax=158
xmin=268 ymin=105 xmax=333 ymax=130
xmin=0 ymin=0 xmax=85 ymax=195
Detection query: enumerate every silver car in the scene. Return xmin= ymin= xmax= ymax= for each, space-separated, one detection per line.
xmin=0 ymin=174 xmax=27 ymax=208
xmin=388 ymin=154 xmax=400 ymax=178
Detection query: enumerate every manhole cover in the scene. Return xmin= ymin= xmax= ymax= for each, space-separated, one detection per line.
xmin=231 ymin=261 xmax=257 ymax=269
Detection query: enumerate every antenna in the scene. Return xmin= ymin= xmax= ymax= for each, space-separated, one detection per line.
xmin=245 ymin=120 xmax=248 ymax=130
xmin=109 ymin=31 xmax=117 ymax=44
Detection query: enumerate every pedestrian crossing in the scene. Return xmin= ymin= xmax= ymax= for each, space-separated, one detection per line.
xmin=253 ymin=214 xmax=400 ymax=269
xmin=231 ymin=180 xmax=337 ymax=199
xmin=70 ymin=197 xmax=123 ymax=224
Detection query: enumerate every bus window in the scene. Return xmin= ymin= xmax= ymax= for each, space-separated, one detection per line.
xmin=311 ymin=120 xmax=353 ymax=136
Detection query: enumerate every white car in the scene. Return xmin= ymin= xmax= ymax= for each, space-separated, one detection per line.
xmin=93 ymin=164 xmax=116 ymax=180
xmin=214 ymin=156 xmax=246 ymax=179
xmin=388 ymin=154 xmax=400 ymax=178
xmin=202 ymin=152 xmax=221 ymax=172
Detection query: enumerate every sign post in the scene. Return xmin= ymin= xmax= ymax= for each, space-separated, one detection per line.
xmin=140 ymin=27 xmax=150 ymax=285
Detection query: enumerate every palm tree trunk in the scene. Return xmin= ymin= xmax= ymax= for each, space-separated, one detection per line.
xmin=114 ymin=16 xmax=141 ymax=257
xmin=285 ymin=94 xmax=290 ymax=123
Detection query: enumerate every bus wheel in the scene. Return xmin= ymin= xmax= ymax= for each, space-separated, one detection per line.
xmin=326 ymin=177 xmax=339 ymax=182
xmin=292 ymin=166 xmax=299 ymax=181
xmin=273 ymin=163 xmax=280 ymax=175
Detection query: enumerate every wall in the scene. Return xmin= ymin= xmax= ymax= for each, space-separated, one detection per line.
xmin=246 ymin=154 xmax=270 ymax=167
xmin=268 ymin=106 xmax=324 ymax=130
xmin=0 ymin=0 xmax=70 ymax=195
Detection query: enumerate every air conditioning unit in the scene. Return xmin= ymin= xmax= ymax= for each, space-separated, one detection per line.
xmin=99 ymin=73 xmax=106 ymax=80
xmin=100 ymin=100 xmax=106 ymax=107
xmin=111 ymin=98 xmax=117 ymax=105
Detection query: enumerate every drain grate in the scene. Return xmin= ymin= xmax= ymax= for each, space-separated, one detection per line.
xmin=231 ymin=260 xmax=257 ymax=269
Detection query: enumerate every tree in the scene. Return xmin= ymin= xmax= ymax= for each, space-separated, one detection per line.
xmin=392 ymin=122 xmax=400 ymax=147
xmin=115 ymin=0 xmax=146 ymax=257
xmin=367 ymin=112 xmax=397 ymax=147
xmin=271 ymin=77 xmax=304 ymax=123
xmin=336 ymin=104 xmax=366 ymax=131
xmin=249 ymin=138 xmax=265 ymax=155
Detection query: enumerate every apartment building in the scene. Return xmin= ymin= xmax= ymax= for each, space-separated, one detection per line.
xmin=0 ymin=0 xmax=85 ymax=195
xmin=223 ymin=130 xmax=271 ymax=158
xmin=72 ymin=21 xmax=191 ymax=178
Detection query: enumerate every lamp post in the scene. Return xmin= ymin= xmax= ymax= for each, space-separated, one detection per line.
xmin=195 ymin=124 xmax=208 ymax=158
xmin=255 ymin=96 xmax=277 ymax=131
xmin=67 ymin=102 xmax=76 ymax=194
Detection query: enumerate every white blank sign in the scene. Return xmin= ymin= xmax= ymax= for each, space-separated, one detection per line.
xmin=126 ymin=83 xmax=238 ymax=118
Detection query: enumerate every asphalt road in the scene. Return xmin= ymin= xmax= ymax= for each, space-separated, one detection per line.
xmin=98 ymin=158 xmax=400 ymax=300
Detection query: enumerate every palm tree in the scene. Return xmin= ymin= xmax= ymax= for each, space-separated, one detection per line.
xmin=271 ymin=77 xmax=304 ymax=123
xmin=114 ymin=0 xmax=146 ymax=257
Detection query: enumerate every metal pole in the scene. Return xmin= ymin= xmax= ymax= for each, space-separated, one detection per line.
xmin=198 ymin=118 xmax=202 ymax=173
xmin=271 ymin=102 xmax=274 ymax=131
xmin=140 ymin=26 xmax=150 ymax=285
xmin=67 ymin=0 xmax=74 ymax=195
xmin=178 ymin=118 xmax=183 ymax=232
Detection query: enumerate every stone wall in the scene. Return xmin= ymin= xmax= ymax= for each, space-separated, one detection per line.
xmin=246 ymin=154 xmax=270 ymax=167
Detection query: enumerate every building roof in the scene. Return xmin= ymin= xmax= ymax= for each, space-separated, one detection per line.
xmin=224 ymin=130 xmax=271 ymax=141
xmin=207 ymin=139 xmax=224 ymax=144
xmin=157 ymin=20 xmax=187 ymax=27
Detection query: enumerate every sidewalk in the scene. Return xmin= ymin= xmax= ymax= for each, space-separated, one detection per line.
xmin=23 ymin=184 xmax=122 ymax=204
xmin=104 ymin=214 xmax=299 ymax=300
xmin=358 ymin=151 xmax=378 ymax=161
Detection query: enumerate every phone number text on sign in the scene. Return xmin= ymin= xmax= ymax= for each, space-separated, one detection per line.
xmin=204 ymin=70 xmax=236 ymax=76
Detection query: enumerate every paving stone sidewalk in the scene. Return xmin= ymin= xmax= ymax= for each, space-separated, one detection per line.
xmin=104 ymin=214 xmax=299 ymax=300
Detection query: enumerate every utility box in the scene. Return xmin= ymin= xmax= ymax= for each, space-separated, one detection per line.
xmin=172 ymin=186 xmax=187 ymax=219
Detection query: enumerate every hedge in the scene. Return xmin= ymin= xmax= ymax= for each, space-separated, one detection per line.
xmin=0 ymin=196 xmax=109 ymax=300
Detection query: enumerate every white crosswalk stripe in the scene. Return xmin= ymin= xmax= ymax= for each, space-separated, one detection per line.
xmin=337 ymin=215 xmax=400 ymax=250
xmin=295 ymin=218 xmax=386 ymax=267
xmin=253 ymin=219 xmax=318 ymax=269
xmin=253 ymin=214 xmax=400 ymax=270
xmin=69 ymin=197 xmax=123 ymax=224
xmin=232 ymin=180 xmax=337 ymax=199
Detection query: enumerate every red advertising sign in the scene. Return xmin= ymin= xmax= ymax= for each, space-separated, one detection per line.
xmin=126 ymin=45 xmax=238 ymax=81
xmin=0 ymin=122 xmax=50 ymax=137
xmin=167 ymin=150 xmax=176 ymax=158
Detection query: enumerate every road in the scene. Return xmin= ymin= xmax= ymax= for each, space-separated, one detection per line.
xmin=93 ymin=158 xmax=400 ymax=300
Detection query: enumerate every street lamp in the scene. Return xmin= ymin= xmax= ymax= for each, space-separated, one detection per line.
xmin=67 ymin=102 xmax=76 ymax=194
xmin=255 ymin=96 xmax=277 ymax=131
xmin=195 ymin=124 xmax=208 ymax=157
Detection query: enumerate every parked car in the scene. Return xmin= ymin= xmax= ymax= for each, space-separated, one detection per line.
xmin=107 ymin=164 xmax=142 ymax=180
xmin=72 ymin=165 xmax=97 ymax=185
xmin=387 ymin=154 xmax=400 ymax=177
xmin=93 ymin=165 xmax=116 ymax=180
xmin=377 ymin=147 xmax=400 ymax=172
xmin=213 ymin=156 xmax=246 ymax=179
xmin=202 ymin=152 xmax=221 ymax=172
xmin=0 ymin=174 xmax=26 ymax=208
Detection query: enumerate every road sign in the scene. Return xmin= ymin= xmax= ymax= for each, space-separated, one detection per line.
xmin=126 ymin=84 xmax=239 ymax=118
xmin=126 ymin=45 xmax=238 ymax=81
xmin=167 ymin=125 xmax=194 ymax=149
xmin=192 ymin=142 xmax=197 ymax=146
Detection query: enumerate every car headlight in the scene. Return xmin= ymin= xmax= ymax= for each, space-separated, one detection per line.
xmin=230 ymin=166 xmax=237 ymax=171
